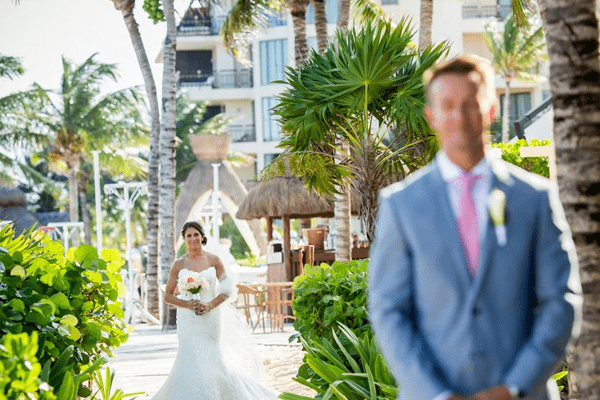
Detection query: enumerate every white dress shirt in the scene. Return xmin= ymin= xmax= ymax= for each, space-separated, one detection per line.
xmin=432 ymin=151 xmax=493 ymax=400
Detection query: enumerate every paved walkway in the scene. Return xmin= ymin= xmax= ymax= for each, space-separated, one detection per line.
xmin=106 ymin=323 xmax=315 ymax=399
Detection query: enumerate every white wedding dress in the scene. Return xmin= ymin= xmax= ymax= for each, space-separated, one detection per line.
xmin=151 ymin=267 xmax=280 ymax=400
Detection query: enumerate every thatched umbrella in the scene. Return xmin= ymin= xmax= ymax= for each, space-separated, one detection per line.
xmin=0 ymin=186 xmax=39 ymax=234
xmin=236 ymin=176 xmax=359 ymax=279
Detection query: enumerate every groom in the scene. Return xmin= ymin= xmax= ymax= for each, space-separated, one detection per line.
xmin=368 ymin=54 xmax=582 ymax=400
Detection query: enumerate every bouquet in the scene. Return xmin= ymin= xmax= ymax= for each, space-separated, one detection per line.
xmin=178 ymin=270 xmax=209 ymax=295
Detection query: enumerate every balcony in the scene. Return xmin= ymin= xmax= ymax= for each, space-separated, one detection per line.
xmin=177 ymin=14 xmax=227 ymax=36
xmin=229 ymin=124 xmax=256 ymax=142
xmin=178 ymin=68 xmax=253 ymax=89
xmin=462 ymin=3 xmax=511 ymax=19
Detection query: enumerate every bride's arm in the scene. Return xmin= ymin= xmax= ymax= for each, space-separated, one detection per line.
xmin=164 ymin=259 xmax=195 ymax=310
xmin=205 ymin=256 xmax=232 ymax=312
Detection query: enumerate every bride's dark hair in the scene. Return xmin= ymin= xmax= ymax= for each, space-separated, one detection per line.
xmin=181 ymin=221 xmax=208 ymax=245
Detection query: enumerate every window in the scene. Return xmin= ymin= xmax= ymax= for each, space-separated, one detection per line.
xmin=260 ymin=39 xmax=288 ymax=85
xmin=499 ymin=92 xmax=532 ymax=122
xmin=264 ymin=153 xmax=280 ymax=167
xmin=262 ymin=97 xmax=282 ymax=141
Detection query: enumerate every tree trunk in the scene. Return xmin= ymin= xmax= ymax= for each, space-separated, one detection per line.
xmin=67 ymin=164 xmax=80 ymax=247
xmin=538 ymin=1 xmax=600 ymax=399
xmin=159 ymin=0 xmax=178 ymax=326
xmin=419 ymin=0 xmax=433 ymax=50
xmin=334 ymin=141 xmax=351 ymax=263
xmin=78 ymin=177 xmax=92 ymax=244
xmin=111 ymin=0 xmax=162 ymax=318
xmin=313 ymin=0 xmax=328 ymax=54
xmin=502 ymin=79 xmax=511 ymax=142
xmin=337 ymin=0 xmax=350 ymax=30
xmin=289 ymin=0 xmax=310 ymax=65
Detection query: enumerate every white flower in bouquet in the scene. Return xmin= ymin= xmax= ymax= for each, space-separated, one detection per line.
xmin=178 ymin=271 xmax=209 ymax=295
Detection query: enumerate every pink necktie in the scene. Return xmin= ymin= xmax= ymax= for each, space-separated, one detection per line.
xmin=457 ymin=172 xmax=480 ymax=276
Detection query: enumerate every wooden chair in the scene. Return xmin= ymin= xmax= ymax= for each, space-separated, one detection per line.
xmin=235 ymin=284 xmax=266 ymax=333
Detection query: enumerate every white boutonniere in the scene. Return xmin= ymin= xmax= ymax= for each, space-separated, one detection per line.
xmin=488 ymin=188 xmax=507 ymax=246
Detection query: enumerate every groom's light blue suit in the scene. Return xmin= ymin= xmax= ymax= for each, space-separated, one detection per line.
xmin=368 ymin=154 xmax=582 ymax=400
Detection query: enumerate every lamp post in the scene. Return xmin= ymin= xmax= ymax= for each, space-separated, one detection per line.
xmin=104 ymin=181 xmax=159 ymax=325
xmin=93 ymin=151 xmax=102 ymax=253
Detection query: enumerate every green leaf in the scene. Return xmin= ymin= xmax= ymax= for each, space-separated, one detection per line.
xmin=8 ymin=298 xmax=25 ymax=312
xmin=50 ymin=292 xmax=71 ymax=309
xmin=10 ymin=265 xmax=26 ymax=278
xmin=60 ymin=314 xmax=78 ymax=327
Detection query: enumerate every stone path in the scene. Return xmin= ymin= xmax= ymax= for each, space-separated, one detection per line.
xmin=106 ymin=323 xmax=316 ymax=399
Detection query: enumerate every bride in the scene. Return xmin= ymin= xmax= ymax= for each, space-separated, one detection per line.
xmin=151 ymin=221 xmax=279 ymax=400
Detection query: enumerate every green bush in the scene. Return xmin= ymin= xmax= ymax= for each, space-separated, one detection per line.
xmin=292 ymin=260 xmax=369 ymax=344
xmin=0 ymin=224 xmax=129 ymax=395
xmin=0 ymin=331 xmax=56 ymax=400
xmin=281 ymin=323 xmax=397 ymax=400
xmin=491 ymin=139 xmax=550 ymax=177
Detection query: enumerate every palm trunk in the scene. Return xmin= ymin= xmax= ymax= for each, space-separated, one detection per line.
xmin=337 ymin=0 xmax=350 ymax=29
xmin=313 ymin=0 xmax=328 ymax=54
xmin=67 ymin=164 xmax=80 ymax=247
xmin=111 ymin=0 xmax=162 ymax=318
xmin=289 ymin=0 xmax=310 ymax=65
xmin=419 ymin=0 xmax=433 ymax=50
xmin=78 ymin=177 xmax=92 ymax=244
xmin=502 ymin=79 xmax=511 ymax=143
xmin=334 ymin=142 xmax=351 ymax=263
xmin=159 ymin=0 xmax=178 ymax=325
xmin=538 ymin=1 xmax=600 ymax=399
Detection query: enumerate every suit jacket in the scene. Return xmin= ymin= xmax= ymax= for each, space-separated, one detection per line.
xmin=368 ymin=155 xmax=582 ymax=400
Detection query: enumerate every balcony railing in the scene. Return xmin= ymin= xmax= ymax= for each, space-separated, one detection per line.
xmin=462 ymin=4 xmax=511 ymax=19
xmin=229 ymin=124 xmax=256 ymax=142
xmin=177 ymin=14 xmax=227 ymax=36
xmin=178 ymin=68 xmax=253 ymax=89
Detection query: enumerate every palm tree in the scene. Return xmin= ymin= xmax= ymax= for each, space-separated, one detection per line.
xmin=272 ymin=18 xmax=449 ymax=243
xmin=485 ymin=11 xmax=547 ymax=143
xmin=419 ymin=0 xmax=433 ymax=49
xmin=538 ymin=1 xmax=600 ymax=398
xmin=109 ymin=0 xmax=162 ymax=318
xmin=0 ymin=55 xmax=24 ymax=81
xmin=5 ymin=54 xmax=146 ymax=235
xmin=158 ymin=0 xmax=178 ymax=324
xmin=221 ymin=0 xmax=311 ymax=66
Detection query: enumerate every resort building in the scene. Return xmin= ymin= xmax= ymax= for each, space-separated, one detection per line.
xmin=168 ymin=0 xmax=551 ymax=182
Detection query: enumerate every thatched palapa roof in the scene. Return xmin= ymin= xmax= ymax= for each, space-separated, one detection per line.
xmin=236 ymin=177 xmax=333 ymax=220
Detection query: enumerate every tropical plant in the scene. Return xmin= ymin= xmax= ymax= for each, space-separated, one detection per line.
xmin=0 ymin=224 xmax=129 ymax=395
xmin=485 ymin=11 xmax=547 ymax=142
xmin=109 ymin=0 xmax=163 ymax=319
xmin=270 ymin=18 xmax=449 ymax=242
xmin=292 ymin=260 xmax=369 ymax=343
xmin=280 ymin=324 xmax=397 ymax=400
xmin=91 ymin=367 xmax=144 ymax=400
xmin=0 ymin=331 xmax=56 ymax=400
xmin=538 ymin=0 xmax=600 ymax=398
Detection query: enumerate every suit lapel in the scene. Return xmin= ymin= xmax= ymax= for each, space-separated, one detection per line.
xmin=430 ymin=164 xmax=473 ymax=285
xmin=472 ymin=157 xmax=515 ymax=292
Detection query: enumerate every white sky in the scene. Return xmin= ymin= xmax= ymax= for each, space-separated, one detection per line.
xmin=0 ymin=0 xmax=168 ymax=97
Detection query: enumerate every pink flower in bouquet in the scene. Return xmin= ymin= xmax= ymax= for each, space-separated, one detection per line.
xmin=178 ymin=271 xmax=209 ymax=294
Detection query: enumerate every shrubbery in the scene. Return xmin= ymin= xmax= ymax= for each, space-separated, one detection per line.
xmin=491 ymin=139 xmax=550 ymax=177
xmin=292 ymin=259 xmax=370 ymax=343
xmin=0 ymin=224 xmax=129 ymax=398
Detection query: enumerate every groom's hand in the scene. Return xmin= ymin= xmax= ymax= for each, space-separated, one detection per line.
xmin=469 ymin=385 xmax=512 ymax=400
